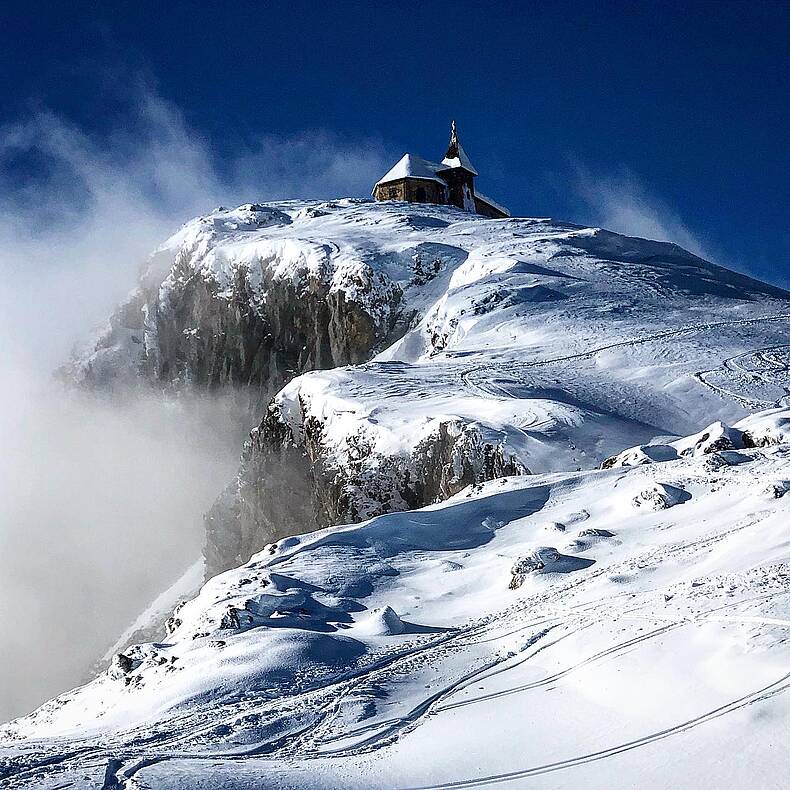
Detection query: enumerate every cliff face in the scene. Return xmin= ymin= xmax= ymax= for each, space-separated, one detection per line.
xmin=73 ymin=199 xmax=530 ymax=578
xmin=73 ymin=203 xmax=403 ymax=411
xmin=70 ymin=198 xmax=790 ymax=581
xmin=204 ymin=398 xmax=528 ymax=577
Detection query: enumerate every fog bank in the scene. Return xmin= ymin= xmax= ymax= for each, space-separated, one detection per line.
xmin=0 ymin=83 xmax=389 ymax=722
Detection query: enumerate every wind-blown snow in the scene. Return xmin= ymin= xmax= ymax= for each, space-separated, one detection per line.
xmin=4 ymin=408 xmax=790 ymax=788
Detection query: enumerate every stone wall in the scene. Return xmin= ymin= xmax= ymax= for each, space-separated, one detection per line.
xmin=374 ymin=178 xmax=447 ymax=205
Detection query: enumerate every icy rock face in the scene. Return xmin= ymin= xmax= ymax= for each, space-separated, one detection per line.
xmin=69 ymin=203 xmax=404 ymax=406
xmin=205 ymin=397 xmax=528 ymax=577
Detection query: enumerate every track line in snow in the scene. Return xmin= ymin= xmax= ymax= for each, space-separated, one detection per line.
xmin=435 ymin=622 xmax=680 ymax=713
xmin=694 ymin=343 xmax=790 ymax=409
xmin=458 ymin=312 xmax=790 ymax=403
xmin=400 ymin=671 xmax=790 ymax=789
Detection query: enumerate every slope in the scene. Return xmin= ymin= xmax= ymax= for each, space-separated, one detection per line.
xmin=3 ymin=408 xmax=790 ymax=789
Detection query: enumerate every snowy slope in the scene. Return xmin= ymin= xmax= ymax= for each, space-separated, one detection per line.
xmin=90 ymin=198 xmax=790 ymax=578
xmin=3 ymin=408 xmax=790 ymax=789
xmin=199 ymin=199 xmax=790 ymax=574
xmin=76 ymin=199 xmax=790 ymax=457
xmin=275 ymin=204 xmax=790 ymax=478
xmin=8 ymin=199 xmax=790 ymax=788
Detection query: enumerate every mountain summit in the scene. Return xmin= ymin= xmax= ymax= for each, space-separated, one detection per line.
xmin=7 ymin=198 xmax=790 ymax=788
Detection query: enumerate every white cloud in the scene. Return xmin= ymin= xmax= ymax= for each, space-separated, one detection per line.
xmin=0 ymin=89 xmax=389 ymax=372
xmin=0 ymin=84 xmax=390 ymax=722
xmin=571 ymin=165 xmax=715 ymax=262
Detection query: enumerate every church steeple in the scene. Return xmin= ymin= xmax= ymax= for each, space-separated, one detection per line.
xmin=441 ymin=120 xmax=478 ymax=176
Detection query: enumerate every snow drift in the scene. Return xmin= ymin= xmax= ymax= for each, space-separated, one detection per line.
xmin=7 ymin=199 xmax=790 ymax=788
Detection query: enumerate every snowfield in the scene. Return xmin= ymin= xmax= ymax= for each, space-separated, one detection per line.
xmin=4 ymin=409 xmax=790 ymax=788
xmin=76 ymin=198 xmax=790 ymax=481
xmin=5 ymin=199 xmax=790 ymax=788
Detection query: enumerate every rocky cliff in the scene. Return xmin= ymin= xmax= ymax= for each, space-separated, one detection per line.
xmin=205 ymin=396 xmax=528 ymax=577
xmin=70 ymin=198 xmax=790 ymax=580
xmin=71 ymin=202 xmax=404 ymax=408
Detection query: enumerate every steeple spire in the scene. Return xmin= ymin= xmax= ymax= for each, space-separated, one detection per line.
xmin=442 ymin=120 xmax=478 ymax=176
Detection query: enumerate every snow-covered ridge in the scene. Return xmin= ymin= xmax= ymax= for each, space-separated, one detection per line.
xmin=68 ymin=198 xmax=790 ymax=578
xmin=8 ymin=198 xmax=790 ymax=787
xmin=190 ymin=201 xmax=790 ymax=574
xmin=5 ymin=407 xmax=790 ymax=788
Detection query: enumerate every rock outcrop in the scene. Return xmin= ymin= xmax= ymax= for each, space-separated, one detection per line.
xmin=69 ymin=203 xmax=404 ymax=411
xmin=205 ymin=397 xmax=528 ymax=578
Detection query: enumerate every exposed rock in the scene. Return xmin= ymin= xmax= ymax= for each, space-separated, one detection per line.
xmin=509 ymin=547 xmax=561 ymax=588
xmin=205 ymin=401 xmax=529 ymax=578
xmin=578 ymin=528 xmax=615 ymax=538
xmin=632 ymin=482 xmax=690 ymax=510
xmin=766 ymin=480 xmax=790 ymax=499
xmin=67 ymin=204 xmax=405 ymax=416
xmin=509 ymin=546 xmax=595 ymax=588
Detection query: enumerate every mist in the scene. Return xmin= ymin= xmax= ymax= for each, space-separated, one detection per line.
xmin=0 ymin=85 xmax=389 ymax=722
xmin=570 ymin=165 xmax=717 ymax=263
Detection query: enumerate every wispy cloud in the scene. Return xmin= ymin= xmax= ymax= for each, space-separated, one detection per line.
xmin=0 ymin=87 xmax=389 ymax=371
xmin=0 ymin=83 xmax=390 ymax=722
xmin=570 ymin=165 xmax=715 ymax=262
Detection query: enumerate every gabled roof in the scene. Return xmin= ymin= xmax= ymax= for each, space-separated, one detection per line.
xmin=475 ymin=191 xmax=511 ymax=217
xmin=374 ymin=154 xmax=447 ymax=187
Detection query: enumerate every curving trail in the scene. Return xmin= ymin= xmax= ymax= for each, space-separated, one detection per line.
xmin=398 ymin=669 xmax=790 ymax=789
xmin=694 ymin=343 xmax=790 ymax=409
xmin=458 ymin=312 xmax=790 ymax=407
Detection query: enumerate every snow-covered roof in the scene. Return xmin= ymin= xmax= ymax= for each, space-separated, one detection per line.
xmin=442 ymin=143 xmax=479 ymax=176
xmin=440 ymin=141 xmax=478 ymax=176
xmin=374 ymin=154 xmax=447 ymax=187
xmin=475 ymin=191 xmax=511 ymax=217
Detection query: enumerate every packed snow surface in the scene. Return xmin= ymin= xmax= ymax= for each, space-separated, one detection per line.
xmin=4 ymin=408 xmax=790 ymax=788
xmin=7 ymin=199 xmax=790 ymax=788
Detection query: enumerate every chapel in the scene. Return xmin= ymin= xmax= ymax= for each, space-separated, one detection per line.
xmin=372 ymin=121 xmax=510 ymax=218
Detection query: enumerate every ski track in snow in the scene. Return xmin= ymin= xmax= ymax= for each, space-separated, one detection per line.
xmin=460 ymin=312 xmax=790 ymax=410
xmin=694 ymin=343 xmax=790 ymax=409
xmin=7 ymin=561 xmax=790 ymax=787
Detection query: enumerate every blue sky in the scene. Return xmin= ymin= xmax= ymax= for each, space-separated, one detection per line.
xmin=2 ymin=1 xmax=789 ymax=285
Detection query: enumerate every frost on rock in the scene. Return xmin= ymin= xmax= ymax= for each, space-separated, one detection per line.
xmin=632 ymin=482 xmax=690 ymax=510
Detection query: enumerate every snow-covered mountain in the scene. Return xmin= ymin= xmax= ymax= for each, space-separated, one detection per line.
xmin=6 ymin=199 xmax=790 ymax=788
xmin=72 ymin=198 xmax=790 ymax=576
